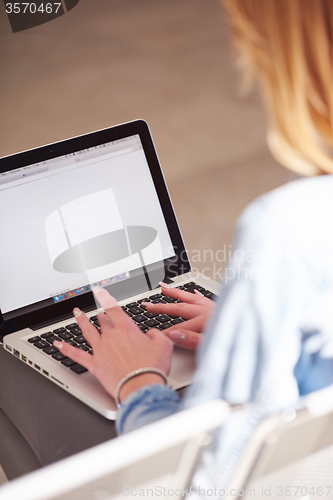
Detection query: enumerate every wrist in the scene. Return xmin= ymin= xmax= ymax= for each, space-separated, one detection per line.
xmin=119 ymin=373 xmax=166 ymax=405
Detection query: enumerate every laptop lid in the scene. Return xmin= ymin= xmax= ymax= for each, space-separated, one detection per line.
xmin=0 ymin=120 xmax=190 ymax=339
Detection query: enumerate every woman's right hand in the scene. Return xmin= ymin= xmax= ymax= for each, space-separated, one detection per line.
xmin=142 ymin=283 xmax=216 ymax=350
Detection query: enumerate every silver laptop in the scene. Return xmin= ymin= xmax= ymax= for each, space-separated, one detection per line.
xmin=0 ymin=120 xmax=220 ymax=419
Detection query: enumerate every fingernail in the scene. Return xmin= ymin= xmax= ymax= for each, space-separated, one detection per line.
xmin=92 ymin=286 xmax=118 ymax=309
xmin=141 ymin=301 xmax=150 ymax=306
xmin=194 ymin=289 xmax=204 ymax=296
xmin=54 ymin=341 xmax=63 ymax=348
xmin=169 ymin=331 xmax=186 ymax=343
xmin=73 ymin=308 xmax=82 ymax=318
xmin=159 ymin=281 xmax=170 ymax=288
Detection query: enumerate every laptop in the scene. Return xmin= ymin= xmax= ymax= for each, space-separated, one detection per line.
xmin=0 ymin=120 xmax=220 ymax=419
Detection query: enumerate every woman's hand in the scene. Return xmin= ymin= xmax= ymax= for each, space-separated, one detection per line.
xmin=142 ymin=283 xmax=215 ymax=350
xmin=54 ymin=287 xmax=173 ymax=405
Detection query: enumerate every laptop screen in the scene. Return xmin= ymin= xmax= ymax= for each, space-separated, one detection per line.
xmin=0 ymin=121 xmax=190 ymax=335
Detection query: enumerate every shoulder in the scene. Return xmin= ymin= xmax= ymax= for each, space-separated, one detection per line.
xmin=231 ymin=175 xmax=333 ymax=267
xmin=237 ymin=175 xmax=333 ymax=234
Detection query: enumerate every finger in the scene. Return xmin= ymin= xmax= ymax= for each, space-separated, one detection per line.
xmin=97 ymin=310 xmax=126 ymax=335
xmin=194 ymin=289 xmax=212 ymax=304
xmin=142 ymin=301 xmax=202 ymax=320
xmin=53 ymin=340 xmax=94 ymax=370
xmin=145 ymin=327 xmax=169 ymax=344
xmin=167 ymin=329 xmax=203 ymax=350
xmin=158 ymin=316 xmax=206 ymax=339
xmin=159 ymin=285 xmax=203 ymax=304
xmin=93 ymin=287 xmax=134 ymax=328
xmin=92 ymin=286 xmax=118 ymax=310
xmin=74 ymin=308 xmax=101 ymax=345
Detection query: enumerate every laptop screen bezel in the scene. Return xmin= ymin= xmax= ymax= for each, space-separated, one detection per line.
xmin=0 ymin=120 xmax=191 ymax=338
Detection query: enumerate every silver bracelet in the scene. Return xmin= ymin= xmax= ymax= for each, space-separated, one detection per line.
xmin=115 ymin=367 xmax=168 ymax=409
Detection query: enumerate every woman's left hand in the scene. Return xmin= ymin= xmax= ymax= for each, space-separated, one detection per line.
xmin=54 ymin=287 xmax=173 ymax=405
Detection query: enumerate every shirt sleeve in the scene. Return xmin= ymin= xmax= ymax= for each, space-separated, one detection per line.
xmin=116 ymin=384 xmax=182 ymax=435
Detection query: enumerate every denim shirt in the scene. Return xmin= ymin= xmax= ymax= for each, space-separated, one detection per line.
xmin=116 ymin=175 xmax=333 ymax=489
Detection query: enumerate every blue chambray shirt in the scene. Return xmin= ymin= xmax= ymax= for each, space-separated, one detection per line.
xmin=116 ymin=175 xmax=333 ymax=490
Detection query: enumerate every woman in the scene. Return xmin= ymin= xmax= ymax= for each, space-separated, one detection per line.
xmin=3 ymin=0 xmax=333 ymax=487
xmin=52 ymin=0 xmax=333 ymax=487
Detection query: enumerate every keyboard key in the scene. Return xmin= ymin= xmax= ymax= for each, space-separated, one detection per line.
xmin=74 ymin=335 xmax=86 ymax=344
xmin=53 ymin=327 xmax=67 ymax=334
xmin=66 ymin=323 xmax=78 ymax=330
xmin=41 ymin=332 xmax=53 ymax=339
xmin=52 ymin=352 xmax=67 ymax=361
xmin=159 ymin=322 xmax=173 ymax=330
xmin=34 ymin=340 xmax=50 ymax=349
xmin=28 ymin=336 xmax=41 ymax=343
xmin=144 ymin=312 xmax=158 ymax=319
xmin=46 ymin=335 xmax=61 ymax=344
xmin=156 ymin=315 xmax=170 ymax=323
xmin=70 ymin=364 xmax=88 ymax=374
xmin=152 ymin=299 xmax=167 ymax=304
xmin=65 ymin=340 xmax=78 ymax=347
xmin=128 ymin=306 xmax=144 ymax=315
xmin=183 ymin=282 xmax=196 ymax=288
xmin=132 ymin=314 xmax=147 ymax=323
xmin=43 ymin=345 xmax=59 ymax=355
xmin=90 ymin=315 xmax=98 ymax=321
xmin=144 ymin=319 xmax=159 ymax=328
xmin=162 ymin=296 xmax=177 ymax=303
xmin=171 ymin=318 xmax=185 ymax=325
xmin=75 ymin=345 xmax=89 ymax=352
xmin=70 ymin=327 xmax=82 ymax=336
xmin=61 ymin=358 xmax=76 ymax=367
xmin=58 ymin=331 xmax=74 ymax=340
xmin=149 ymin=294 xmax=163 ymax=300
xmin=138 ymin=298 xmax=150 ymax=303
xmin=126 ymin=302 xmax=138 ymax=308
xmin=137 ymin=324 xmax=148 ymax=332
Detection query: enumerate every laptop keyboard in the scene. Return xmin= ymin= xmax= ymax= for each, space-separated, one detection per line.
xmin=27 ymin=282 xmax=217 ymax=375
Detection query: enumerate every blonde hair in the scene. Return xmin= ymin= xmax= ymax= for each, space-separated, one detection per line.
xmin=223 ymin=0 xmax=333 ymax=175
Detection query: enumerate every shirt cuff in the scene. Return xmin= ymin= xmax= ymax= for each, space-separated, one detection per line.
xmin=116 ymin=384 xmax=182 ymax=435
